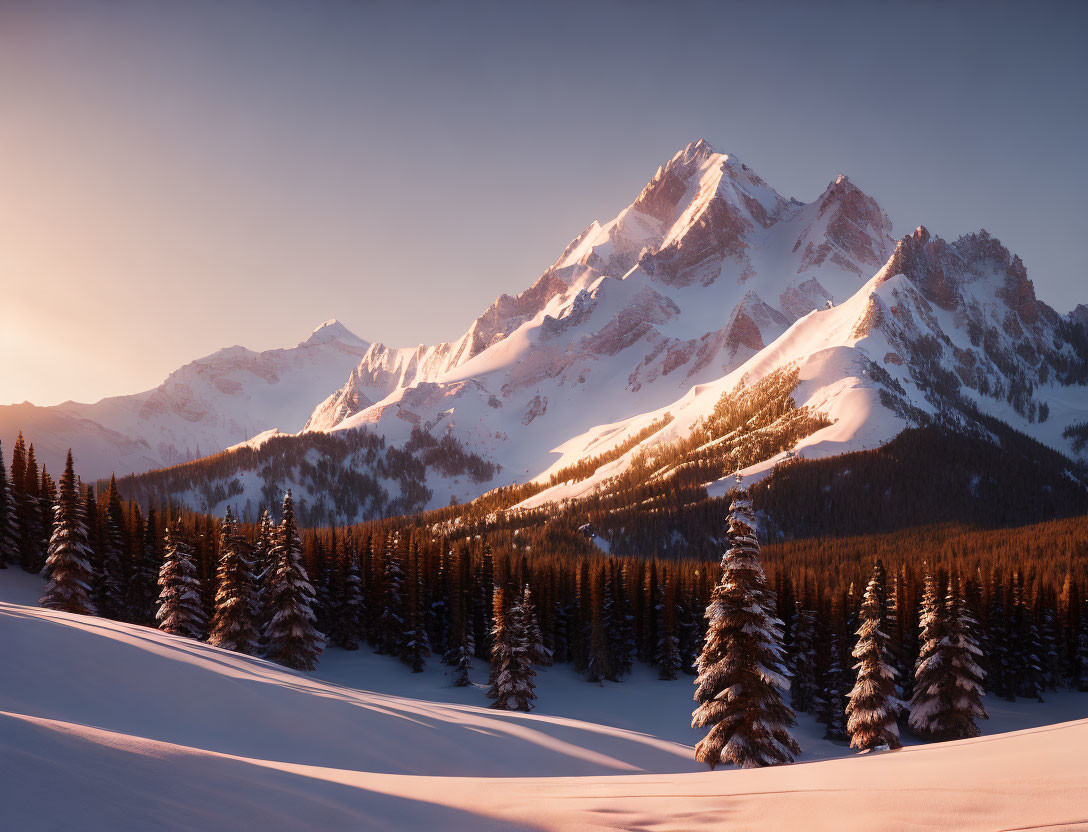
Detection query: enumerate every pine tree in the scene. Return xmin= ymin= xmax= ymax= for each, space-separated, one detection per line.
xmin=19 ymin=443 xmax=45 ymax=573
xmin=208 ymin=507 xmax=260 ymax=655
xmin=252 ymin=509 xmax=276 ymax=637
xmin=655 ymin=568 xmax=681 ymax=681
xmin=1010 ymin=572 xmax=1045 ymax=702
xmin=96 ymin=475 xmax=126 ymax=620
xmin=0 ymin=440 xmax=19 ymax=568
xmin=788 ymin=607 xmax=819 ymax=713
xmin=125 ymin=508 xmax=162 ymax=626
xmin=692 ymin=489 xmax=799 ymax=769
xmin=448 ymin=547 xmax=475 ymax=686
xmin=816 ymin=608 xmax=849 ymax=742
xmin=40 ymin=450 xmax=97 ymax=616
xmin=521 ymin=584 xmax=551 ymax=666
xmin=377 ymin=531 xmax=405 ymax=656
xmin=846 ymin=567 xmax=903 ymax=752
xmin=402 ymin=549 xmax=431 ymax=672
xmin=262 ymin=492 xmax=324 ymax=670
xmin=332 ymin=541 xmax=362 ymax=651
xmin=156 ymin=519 xmax=205 ymax=639
xmin=487 ymin=585 xmax=537 ymax=711
xmin=909 ymin=577 xmax=987 ymax=740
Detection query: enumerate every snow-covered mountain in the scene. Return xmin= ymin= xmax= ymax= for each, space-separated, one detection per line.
xmin=297 ymin=140 xmax=1086 ymax=514
xmin=12 ymin=140 xmax=1088 ymax=519
xmin=310 ymin=141 xmax=900 ymax=473
xmin=0 ymin=320 xmax=369 ymax=480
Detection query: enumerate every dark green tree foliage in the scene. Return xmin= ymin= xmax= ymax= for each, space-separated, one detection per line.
xmin=816 ymin=607 xmax=849 ymax=741
xmin=329 ymin=536 xmax=362 ymax=650
xmin=263 ymin=492 xmax=324 ymax=670
xmin=40 ymin=451 xmax=97 ymax=616
xmin=656 ymin=568 xmax=681 ymax=681
xmin=447 ymin=546 xmax=475 ymax=686
xmin=609 ymin=562 xmax=635 ymax=677
xmin=377 ymin=531 xmax=405 ymax=656
xmin=909 ymin=576 xmax=988 ymax=740
xmin=487 ymin=585 xmax=537 ymax=711
xmin=126 ymin=508 xmax=162 ymax=626
xmin=1009 ymin=572 xmax=1046 ymax=701
xmin=96 ymin=476 xmax=127 ymax=620
xmin=156 ymin=519 xmax=205 ymax=639
xmin=521 ymin=584 xmax=551 ymax=666
xmin=0 ymin=440 xmax=19 ymax=568
xmin=586 ymin=565 xmax=614 ymax=683
xmin=19 ymin=443 xmax=45 ymax=573
xmin=692 ymin=490 xmax=799 ymax=769
xmin=252 ymin=509 xmax=276 ymax=636
xmin=208 ymin=507 xmax=260 ymax=655
xmin=789 ymin=608 xmax=819 ymax=713
xmin=846 ymin=568 xmax=902 ymax=752
xmin=402 ymin=547 xmax=431 ymax=672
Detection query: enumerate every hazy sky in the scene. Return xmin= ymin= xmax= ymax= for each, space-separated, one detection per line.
xmin=2 ymin=0 xmax=1085 ymax=406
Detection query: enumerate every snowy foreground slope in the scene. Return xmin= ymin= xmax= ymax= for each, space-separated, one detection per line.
xmin=2 ymin=572 xmax=1086 ymax=832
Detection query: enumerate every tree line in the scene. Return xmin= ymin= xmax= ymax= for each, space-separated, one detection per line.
xmin=3 ymin=432 xmax=1087 ymax=763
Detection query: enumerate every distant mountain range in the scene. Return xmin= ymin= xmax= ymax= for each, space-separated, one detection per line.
xmin=7 ymin=140 xmax=1087 ymax=525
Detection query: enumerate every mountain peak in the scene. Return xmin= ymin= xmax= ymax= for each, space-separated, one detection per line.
xmin=301 ymin=319 xmax=366 ymax=347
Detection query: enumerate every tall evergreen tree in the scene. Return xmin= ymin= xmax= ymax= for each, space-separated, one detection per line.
xmin=377 ymin=531 xmax=405 ymax=656
xmin=402 ymin=548 xmax=431 ymax=672
xmin=263 ymin=492 xmax=324 ymax=670
xmin=655 ymin=568 xmax=681 ymax=681
xmin=692 ymin=488 xmax=799 ymax=769
xmin=40 ymin=450 xmax=97 ymax=616
xmin=208 ymin=507 xmax=260 ymax=655
xmin=788 ymin=607 xmax=819 ymax=713
xmin=909 ymin=576 xmax=987 ymax=740
xmin=156 ymin=519 xmax=205 ymax=639
xmin=846 ymin=567 xmax=903 ymax=752
xmin=487 ymin=585 xmax=537 ymax=711
xmin=0 ymin=440 xmax=18 ymax=568
xmin=19 ymin=443 xmax=45 ymax=573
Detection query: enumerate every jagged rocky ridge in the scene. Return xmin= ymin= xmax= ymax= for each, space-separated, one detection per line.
xmin=12 ymin=140 xmax=1088 ymax=523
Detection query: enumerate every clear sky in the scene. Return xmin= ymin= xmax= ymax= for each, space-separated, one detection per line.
xmin=2 ymin=0 xmax=1085 ymax=406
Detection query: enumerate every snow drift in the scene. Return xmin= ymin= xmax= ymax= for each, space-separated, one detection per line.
xmin=1 ymin=572 xmax=1086 ymax=831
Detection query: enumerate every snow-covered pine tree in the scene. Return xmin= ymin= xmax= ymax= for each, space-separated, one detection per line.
xmin=208 ymin=507 xmax=260 ymax=655
xmin=252 ymin=509 xmax=276 ymax=636
xmin=40 ymin=450 xmax=97 ymax=616
xmin=846 ymin=567 xmax=903 ymax=752
xmin=156 ymin=519 xmax=205 ymax=639
xmin=909 ymin=576 xmax=987 ymax=740
xmin=0 ymin=440 xmax=19 ymax=569
xmin=487 ymin=585 xmax=537 ymax=711
xmin=262 ymin=492 xmax=324 ymax=671
xmin=691 ymin=488 xmax=799 ymax=769
xmin=521 ymin=584 xmax=552 ymax=666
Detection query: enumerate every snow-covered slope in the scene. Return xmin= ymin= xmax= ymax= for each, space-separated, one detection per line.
xmin=2 ymin=572 xmax=1086 ymax=831
xmin=518 ymin=226 xmax=1088 ymax=507
xmin=311 ymin=141 xmax=898 ymax=489
xmin=0 ymin=320 xmax=369 ymax=480
xmin=304 ymin=141 xmax=1086 ymax=514
xmin=12 ymin=140 xmax=1088 ymax=518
